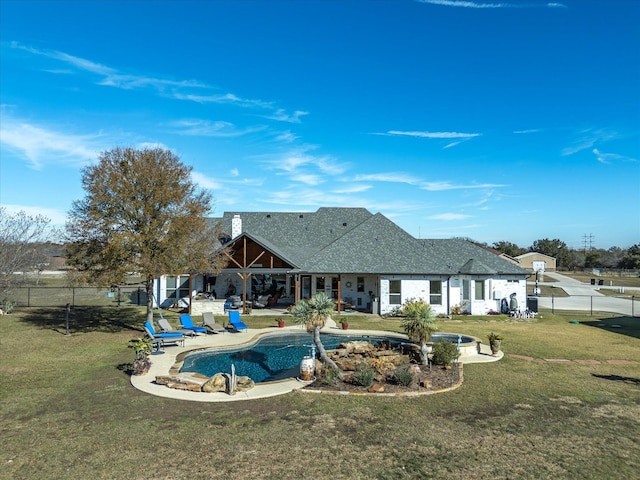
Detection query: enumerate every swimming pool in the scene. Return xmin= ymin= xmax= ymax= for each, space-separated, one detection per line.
xmin=180 ymin=331 xmax=476 ymax=383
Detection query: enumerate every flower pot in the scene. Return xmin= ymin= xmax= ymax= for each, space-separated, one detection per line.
xmin=278 ymin=321 xmax=285 ymax=328
xmin=341 ymin=322 xmax=349 ymax=330
xmin=489 ymin=339 xmax=502 ymax=355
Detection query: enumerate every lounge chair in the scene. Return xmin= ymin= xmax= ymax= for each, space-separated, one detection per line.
xmin=156 ymin=317 xmax=197 ymax=337
xmin=144 ymin=321 xmax=185 ymax=347
xmin=228 ymin=311 xmax=248 ymax=332
xmin=227 ymin=295 xmax=243 ymax=309
xmin=179 ymin=314 xmax=208 ymax=334
xmin=202 ymin=312 xmax=227 ymax=334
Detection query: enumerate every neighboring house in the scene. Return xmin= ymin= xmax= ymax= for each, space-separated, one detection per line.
xmin=154 ymin=208 xmax=531 ymax=315
xmin=515 ymin=252 xmax=557 ymax=273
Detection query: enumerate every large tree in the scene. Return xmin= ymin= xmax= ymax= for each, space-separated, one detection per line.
xmin=620 ymin=244 xmax=640 ymax=269
xmin=65 ymin=147 xmax=227 ymax=322
xmin=491 ymin=241 xmax=525 ymax=257
xmin=0 ymin=208 xmax=52 ymax=310
xmin=530 ymin=238 xmax=571 ymax=269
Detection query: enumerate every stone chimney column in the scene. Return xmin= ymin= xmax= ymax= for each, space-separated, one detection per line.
xmin=231 ymin=214 xmax=242 ymax=239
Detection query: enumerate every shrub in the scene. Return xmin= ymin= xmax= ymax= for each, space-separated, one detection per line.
xmin=431 ymin=339 xmax=460 ymax=366
xmin=128 ymin=337 xmax=153 ymax=375
xmin=392 ymin=366 xmax=414 ymax=387
xmin=318 ymin=366 xmax=341 ymax=385
xmin=488 ymin=331 xmax=504 ymax=342
xmin=352 ymin=365 xmax=375 ymax=387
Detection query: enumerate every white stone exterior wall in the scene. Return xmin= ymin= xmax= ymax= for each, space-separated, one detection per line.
xmin=378 ymin=276 xmax=527 ymax=316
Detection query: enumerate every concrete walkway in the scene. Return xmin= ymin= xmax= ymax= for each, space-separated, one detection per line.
xmin=131 ymin=325 xmax=502 ymax=402
xmin=536 ymin=272 xmax=639 ymax=317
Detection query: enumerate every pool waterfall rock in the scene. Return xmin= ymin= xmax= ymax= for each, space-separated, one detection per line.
xmin=155 ymin=371 xmax=255 ymax=394
xmin=327 ymin=340 xmax=413 ymax=374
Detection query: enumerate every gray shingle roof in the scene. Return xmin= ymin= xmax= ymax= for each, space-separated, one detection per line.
xmin=209 ymin=208 xmax=529 ymax=276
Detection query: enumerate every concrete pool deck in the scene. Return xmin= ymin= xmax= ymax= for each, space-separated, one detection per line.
xmin=130 ymin=324 xmax=503 ymax=402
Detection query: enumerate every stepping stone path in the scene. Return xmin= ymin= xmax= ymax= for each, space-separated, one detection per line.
xmin=508 ymin=354 xmax=638 ymax=365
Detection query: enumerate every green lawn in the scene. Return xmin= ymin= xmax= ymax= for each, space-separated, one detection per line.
xmin=1 ymin=307 xmax=639 ymax=479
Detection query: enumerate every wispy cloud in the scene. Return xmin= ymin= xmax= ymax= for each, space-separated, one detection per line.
xmin=421 ymin=181 xmax=505 ymax=191
xmin=264 ymin=109 xmax=309 ymax=123
xmin=354 ymin=172 xmax=505 ymax=191
xmin=561 ymin=128 xmax=618 ymax=156
xmin=417 ymin=0 xmax=566 ymax=9
xmin=171 ymin=92 xmax=272 ymax=109
xmin=191 ymin=171 xmax=223 ymax=190
xmin=513 ymin=129 xmax=541 ymax=134
xmin=428 ymin=213 xmax=472 ymax=220
xmin=263 ymin=147 xmax=347 ymax=179
xmin=290 ymin=173 xmax=324 ymax=186
xmin=332 ymin=184 xmax=373 ymax=194
xmin=11 ymin=42 xmax=298 ymax=115
xmin=378 ymin=130 xmax=480 ymax=139
xmin=274 ymin=130 xmax=299 ymax=143
xmin=167 ymin=119 xmax=264 ymax=137
xmin=355 ymin=172 xmax=422 ymax=185
xmin=0 ymin=116 xmax=101 ymax=169
xmin=374 ymin=130 xmax=480 ymax=149
xmin=592 ymin=148 xmax=637 ymax=165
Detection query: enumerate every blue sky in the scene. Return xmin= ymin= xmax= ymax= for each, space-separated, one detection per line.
xmin=1 ymin=0 xmax=638 ymax=249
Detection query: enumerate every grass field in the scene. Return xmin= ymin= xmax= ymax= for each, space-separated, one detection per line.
xmin=1 ymin=307 xmax=639 ymax=479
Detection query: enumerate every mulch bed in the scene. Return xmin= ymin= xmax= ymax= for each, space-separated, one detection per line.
xmin=302 ymin=363 xmax=461 ymax=395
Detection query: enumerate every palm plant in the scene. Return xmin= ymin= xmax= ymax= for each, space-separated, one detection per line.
xmin=290 ymin=292 xmax=343 ymax=378
xmin=401 ymin=299 xmax=438 ymax=365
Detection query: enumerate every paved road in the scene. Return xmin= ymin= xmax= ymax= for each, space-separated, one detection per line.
xmin=535 ymin=272 xmax=639 ymax=317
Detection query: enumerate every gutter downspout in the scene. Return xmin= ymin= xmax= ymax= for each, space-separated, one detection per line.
xmin=446 ymin=276 xmax=451 ymax=316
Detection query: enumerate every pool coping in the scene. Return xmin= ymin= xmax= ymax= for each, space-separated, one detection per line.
xmin=130 ymin=325 xmax=503 ymax=402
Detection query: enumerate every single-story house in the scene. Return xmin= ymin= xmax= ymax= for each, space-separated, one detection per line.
xmin=154 ymin=208 xmax=531 ymax=316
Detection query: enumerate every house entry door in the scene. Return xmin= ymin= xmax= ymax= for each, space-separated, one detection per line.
xmin=301 ymin=275 xmax=312 ymax=300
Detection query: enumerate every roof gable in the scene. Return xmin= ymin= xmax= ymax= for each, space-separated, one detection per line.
xmin=299 ymin=213 xmax=429 ymax=273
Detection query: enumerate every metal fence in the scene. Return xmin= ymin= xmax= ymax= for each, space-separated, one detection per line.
xmin=532 ymin=294 xmax=639 ymax=317
xmin=11 ymin=286 xmax=147 ymax=308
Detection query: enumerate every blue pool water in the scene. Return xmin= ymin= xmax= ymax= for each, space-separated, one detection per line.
xmin=180 ymin=332 xmax=474 ymax=383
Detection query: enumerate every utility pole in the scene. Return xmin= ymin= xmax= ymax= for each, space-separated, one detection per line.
xmin=582 ymin=233 xmax=594 ymax=254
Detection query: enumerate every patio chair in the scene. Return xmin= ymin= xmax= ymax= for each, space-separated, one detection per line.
xmin=202 ymin=312 xmax=227 ymax=334
xmin=228 ymin=310 xmax=248 ymax=332
xmin=179 ymin=314 xmax=208 ymax=334
xmin=143 ymin=321 xmax=185 ymax=347
xmin=252 ymin=295 xmax=270 ymax=309
xmin=156 ymin=317 xmax=197 ymax=337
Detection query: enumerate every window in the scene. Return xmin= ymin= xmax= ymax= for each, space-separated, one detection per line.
xmin=357 ymin=276 xmax=364 ymax=292
xmin=389 ymin=280 xmax=401 ymax=305
xmin=166 ymin=275 xmax=190 ymax=301
xmin=331 ymin=277 xmax=339 ymax=300
xmin=316 ymin=276 xmax=325 ymax=291
xmin=429 ymin=280 xmax=442 ymax=305
xmin=462 ymin=280 xmax=470 ymax=300
xmin=474 ymin=280 xmax=485 ymax=300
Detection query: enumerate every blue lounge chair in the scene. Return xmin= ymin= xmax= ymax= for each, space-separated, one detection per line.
xmin=228 ymin=311 xmax=248 ymax=332
xmin=144 ymin=321 xmax=185 ymax=347
xmin=179 ymin=314 xmax=208 ymax=334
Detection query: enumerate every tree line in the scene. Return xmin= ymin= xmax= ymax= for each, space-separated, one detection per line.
xmin=490 ymin=239 xmax=640 ymax=271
